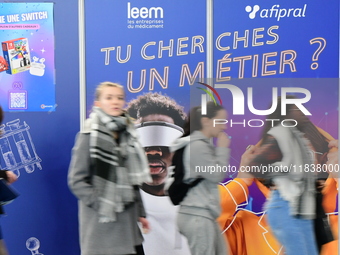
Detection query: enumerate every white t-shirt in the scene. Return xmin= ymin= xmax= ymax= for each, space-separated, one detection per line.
xmin=140 ymin=190 xmax=191 ymax=255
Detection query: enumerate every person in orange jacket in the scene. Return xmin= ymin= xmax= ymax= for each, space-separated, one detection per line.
xmin=218 ymin=129 xmax=338 ymax=255
xmin=218 ymin=175 xmax=282 ymax=255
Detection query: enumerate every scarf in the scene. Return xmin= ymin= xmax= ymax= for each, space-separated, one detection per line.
xmin=290 ymin=127 xmax=316 ymax=218
xmin=87 ymin=106 xmax=151 ymax=223
xmin=268 ymin=126 xmax=316 ymax=219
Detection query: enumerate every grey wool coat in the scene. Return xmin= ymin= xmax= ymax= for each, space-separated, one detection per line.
xmin=68 ymin=132 xmax=146 ymax=255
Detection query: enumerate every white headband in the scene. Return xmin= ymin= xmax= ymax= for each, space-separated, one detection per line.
xmin=135 ymin=121 xmax=183 ymax=147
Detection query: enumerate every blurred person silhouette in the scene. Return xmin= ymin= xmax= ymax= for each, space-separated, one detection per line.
xmin=171 ymin=102 xmax=231 ymax=255
xmin=239 ymin=96 xmax=327 ymax=255
xmin=68 ymin=82 xmax=151 ymax=255
xmin=0 ymin=105 xmax=18 ymax=255
xmin=218 ymin=129 xmax=338 ymax=255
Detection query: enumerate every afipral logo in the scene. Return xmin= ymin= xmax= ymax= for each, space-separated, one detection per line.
xmin=245 ymin=4 xmax=307 ymax=21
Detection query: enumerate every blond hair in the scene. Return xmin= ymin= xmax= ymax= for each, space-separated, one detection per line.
xmin=95 ymin=81 xmax=124 ymax=100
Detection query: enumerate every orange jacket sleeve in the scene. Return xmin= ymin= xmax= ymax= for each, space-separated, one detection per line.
xmin=218 ymin=178 xmax=249 ymax=228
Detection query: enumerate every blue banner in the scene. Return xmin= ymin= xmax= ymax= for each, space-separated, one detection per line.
xmin=82 ymin=1 xmax=339 ymax=255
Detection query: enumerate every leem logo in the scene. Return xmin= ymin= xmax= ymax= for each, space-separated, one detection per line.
xmin=127 ymin=2 xmax=164 ymax=29
xmin=127 ymin=2 xmax=164 ymax=19
xmin=245 ymin=4 xmax=307 ymax=21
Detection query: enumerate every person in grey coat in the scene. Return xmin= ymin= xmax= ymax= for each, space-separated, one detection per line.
xmin=68 ymin=82 xmax=152 ymax=255
xmin=171 ymin=102 xmax=231 ymax=255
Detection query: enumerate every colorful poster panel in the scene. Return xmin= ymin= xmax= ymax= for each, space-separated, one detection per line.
xmin=0 ymin=3 xmax=55 ymax=112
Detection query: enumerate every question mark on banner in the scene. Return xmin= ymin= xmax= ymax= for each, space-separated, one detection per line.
xmin=309 ymin=37 xmax=326 ymax=70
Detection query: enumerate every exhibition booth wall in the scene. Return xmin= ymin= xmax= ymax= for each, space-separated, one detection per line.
xmin=0 ymin=0 xmax=338 ymax=254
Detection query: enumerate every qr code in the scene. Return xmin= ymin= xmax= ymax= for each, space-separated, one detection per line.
xmin=9 ymin=92 xmax=27 ymax=109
